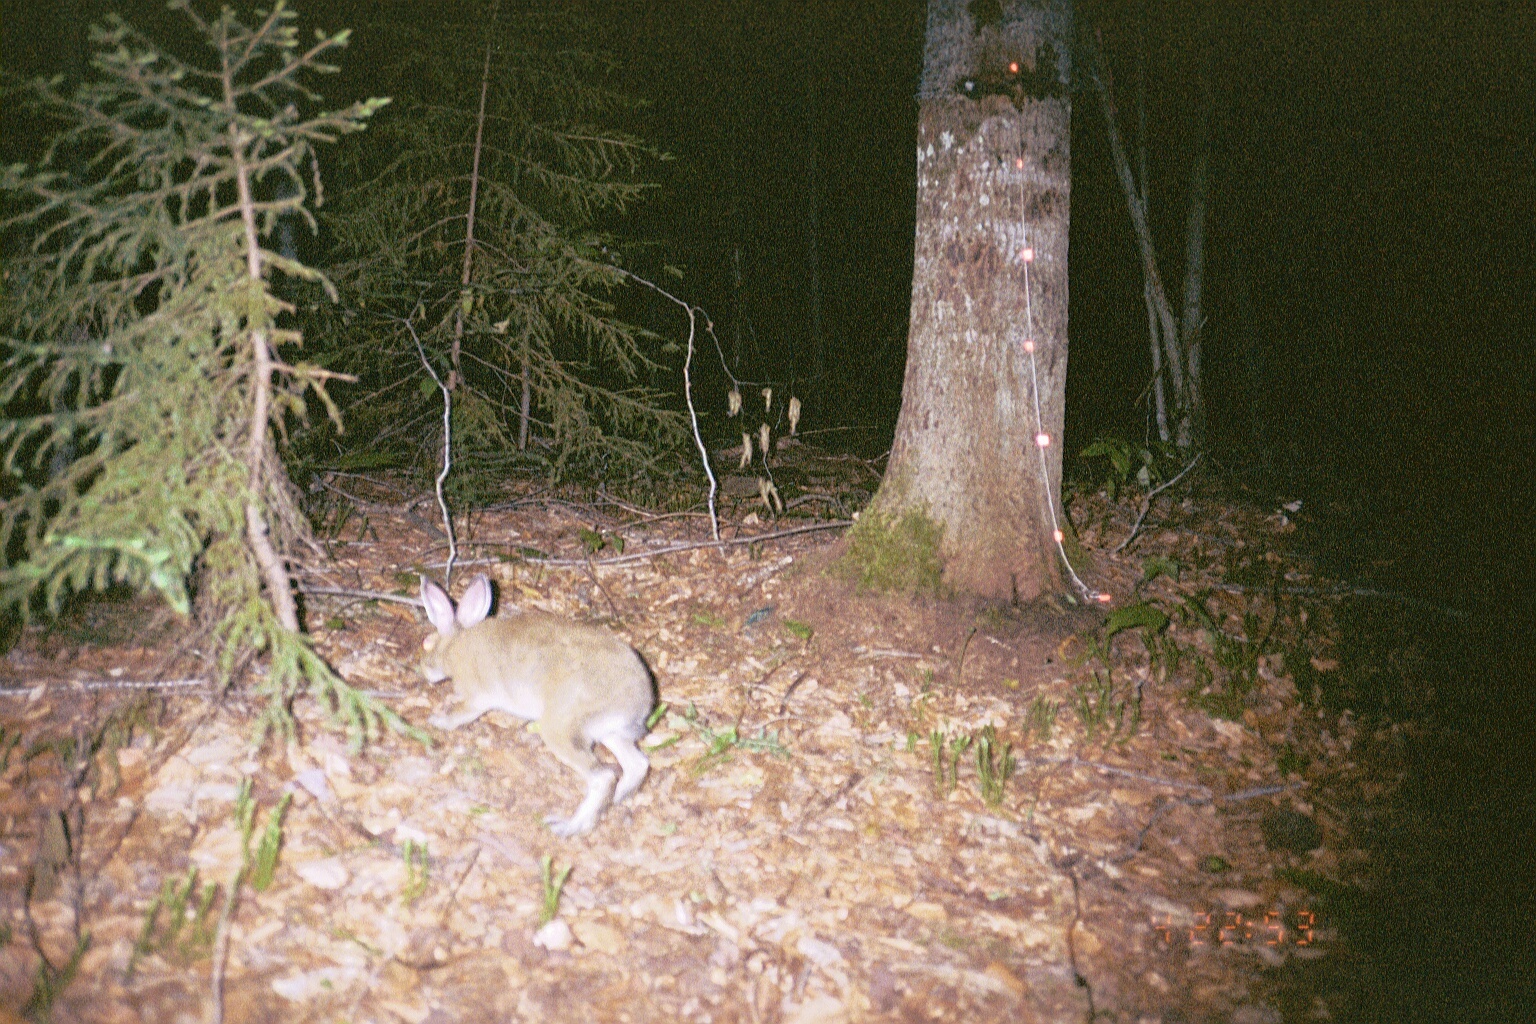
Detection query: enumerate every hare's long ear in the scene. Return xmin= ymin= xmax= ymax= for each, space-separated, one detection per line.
xmin=420 ymin=576 xmax=457 ymax=635
xmin=456 ymin=574 xmax=494 ymax=628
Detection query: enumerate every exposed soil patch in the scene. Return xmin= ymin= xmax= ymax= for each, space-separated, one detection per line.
xmin=1 ymin=461 xmax=1387 ymax=1023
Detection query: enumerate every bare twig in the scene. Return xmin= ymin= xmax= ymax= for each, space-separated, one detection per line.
xmin=955 ymin=627 xmax=977 ymax=687
xmin=777 ymin=671 xmax=810 ymax=715
xmin=605 ymin=264 xmax=721 ymax=542
xmin=208 ymin=868 xmax=245 ymax=1024
xmin=852 ymin=646 xmax=923 ymax=659
xmin=580 ymin=557 xmax=622 ymax=618
xmin=401 ymin=312 xmax=458 ymax=585
xmin=1114 ymin=452 xmax=1202 ymax=553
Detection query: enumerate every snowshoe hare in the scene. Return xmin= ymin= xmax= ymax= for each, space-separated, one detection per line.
xmin=418 ymin=574 xmax=654 ymax=837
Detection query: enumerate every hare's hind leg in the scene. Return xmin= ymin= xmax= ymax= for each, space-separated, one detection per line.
xmin=538 ymin=719 xmax=616 ymax=838
xmin=598 ymin=732 xmax=649 ymax=805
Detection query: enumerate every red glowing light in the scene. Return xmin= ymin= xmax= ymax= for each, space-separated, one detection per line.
xmin=1096 ymin=593 xmax=1113 ymax=604
xmin=1022 ymin=339 xmax=1035 ymax=353
xmin=1008 ymin=61 xmax=1020 ymax=74
xmin=1020 ymin=247 xmax=1034 ymax=262
xmin=1015 ymin=157 xmax=1025 ymax=169
xmin=1034 ymin=432 xmax=1050 ymax=448
xmin=1053 ymin=529 xmax=1064 ymax=543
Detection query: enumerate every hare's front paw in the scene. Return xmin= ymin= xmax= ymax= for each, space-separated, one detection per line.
xmin=428 ymin=707 xmax=482 ymax=731
xmin=545 ymin=811 xmax=597 ymax=838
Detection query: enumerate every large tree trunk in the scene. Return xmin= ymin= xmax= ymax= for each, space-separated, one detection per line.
xmin=874 ymin=0 xmax=1073 ymax=601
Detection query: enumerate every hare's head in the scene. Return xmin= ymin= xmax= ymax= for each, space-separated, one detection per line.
xmin=418 ymin=574 xmax=494 ymax=682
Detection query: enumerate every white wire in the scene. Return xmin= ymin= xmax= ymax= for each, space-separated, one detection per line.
xmin=1015 ymin=157 xmax=1104 ymax=605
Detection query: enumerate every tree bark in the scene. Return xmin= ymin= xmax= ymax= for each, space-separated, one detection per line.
xmin=874 ymin=0 xmax=1073 ymax=601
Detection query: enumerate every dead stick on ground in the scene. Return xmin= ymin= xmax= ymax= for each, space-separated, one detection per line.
xmin=581 ymin=557 xmax=622 ymax=618
xmin=955 ymin=627 xmax=977 ymax=687
xmin=1114 ymin=452 xmax=1202 ymax=554
xmin=478 ymin=520 xmax=854 ymax=569
xmin=777 ymin=671 xmax=809 ymax=715
xmin=208 ymin=866 xmax=245 ymax=1024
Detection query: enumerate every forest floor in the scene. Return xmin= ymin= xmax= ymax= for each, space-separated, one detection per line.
xmin=0 ymin=443 xmax=1406 ymax=1024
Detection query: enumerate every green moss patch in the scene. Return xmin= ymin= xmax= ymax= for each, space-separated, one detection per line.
xmin=833 ymin=506 xmax=946 ymax=595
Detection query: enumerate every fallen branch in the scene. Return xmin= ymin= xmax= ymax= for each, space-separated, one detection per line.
xmin=418 ymin=519 xmax=852 ymax=570
xmin=0 ymin=677 xmax=406 ymax=699
xmin=1111 ymin=781 xmax=1303 ymax=864
xmin=1212 ymin=581 xmax=1468 ymax=619
xmin=1114 ymin=452 xmax=1202 ymax=553
xmin=300 ymin=586 xmax=422 ymax=606
xmin=0 ymin=678 xmax=211 ymax=695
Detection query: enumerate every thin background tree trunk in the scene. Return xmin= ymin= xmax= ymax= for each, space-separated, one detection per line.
xmin=1086 ymin=32 xmax=1192 ymax=444
xmin=452 ymin=38 xmax=494 ymax=394
xmin=1181 ymin=81 xmax=1212 ymax=446
xmin=1135 ymin=13 xmax=1168 ymax=443
xmin=518 ymin=350 xmax=531 ymax=451
xmin=805 ymin=34 xmax=824 ymax=414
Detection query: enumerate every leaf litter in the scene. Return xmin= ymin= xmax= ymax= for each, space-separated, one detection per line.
xmin=0 ymin=463 xmax=1402 ymax=1022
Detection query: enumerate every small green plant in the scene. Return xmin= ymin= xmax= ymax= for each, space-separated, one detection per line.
xmin=681 ymin=703 xmax=791 ymax=776
xmin=234 ymin=779 xmax=293 ymax=893
xmin=128 ymin=779 xmax=292 ymax=980
xmin=1026 ymin=697 xmax=1057 ymax=742
xmin=1202 ymin=855 xmax=1231 ymax=874
xmin=0 ymin=725 xmax=20 ymax=772
xmin=1072 ymin=671 xmax=1139 ymax=743
xmin=539 ymin=855 xmax=573 ymax=925
xmin=646 ymin=702 xmax=669 ymax=729
xmin=1102 ymin=600 xmax=1171 ymax=637
xmin=928 ymin=730 xmax=972 ymax=796
xmin=579 ymin=529 xmax=624 ymax=555
xmin=401 ymin=839 xmax=431 ymax=904
xmin=1137 ymin=555 xmax=1182 ymax=592
xmin=691 ymin=609 xmax=727 ymax=628
xmin=782 ymin=618 xmax=814 ymax=641
xmin=127 ymin=867 xmax=219 ymax=978
xmin=1079 ymin=436 xmax=1182 ymax=501
xmin=974 ymin=726 xmax=1017 ymax=807
xmin=1178 ymin=591 xmax=1275 ymax=719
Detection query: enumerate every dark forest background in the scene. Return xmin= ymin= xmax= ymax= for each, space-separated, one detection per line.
xmin=5 ymin=0 xmax=1529 ymax=609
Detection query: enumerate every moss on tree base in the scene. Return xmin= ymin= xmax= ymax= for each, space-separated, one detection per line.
xmin=831 ymin=506 xmax=947 ymax=596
